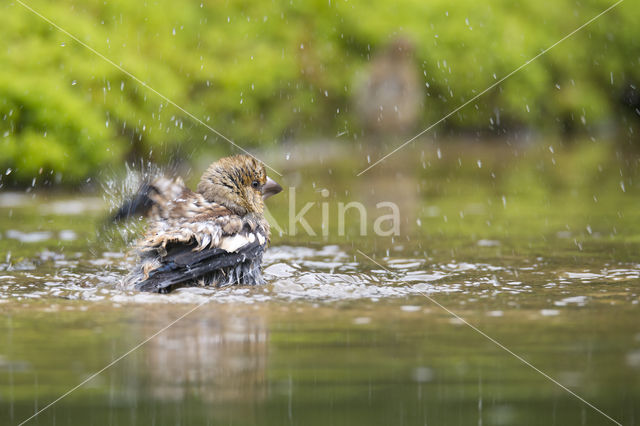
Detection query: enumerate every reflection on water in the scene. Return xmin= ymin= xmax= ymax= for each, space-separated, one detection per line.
xmin=142 ymin=309 xmax=268 ymax=404
xmin=4 ymin=298 xmax=639 ymax=425
xmin=1 ymin=145 xmax=640 ymax=425
xmin=1 ymin=238 xmax=639 ymax=425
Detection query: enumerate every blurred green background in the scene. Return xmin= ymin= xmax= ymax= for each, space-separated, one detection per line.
xmin=0 ymin=0 xmax=638 ymax=186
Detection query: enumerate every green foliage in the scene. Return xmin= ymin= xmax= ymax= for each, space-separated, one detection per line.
xmin=1 ymin=0 xmax=638 ymax=185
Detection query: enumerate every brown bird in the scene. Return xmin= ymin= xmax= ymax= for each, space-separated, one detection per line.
xmin=355 ymin=37 xmax=423 ymax=141
xmin=113 ymin=154 xmax=282 ymax=293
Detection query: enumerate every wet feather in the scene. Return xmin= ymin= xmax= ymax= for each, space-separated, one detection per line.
xmin=118 ymin=154 xmax=282 ymax=293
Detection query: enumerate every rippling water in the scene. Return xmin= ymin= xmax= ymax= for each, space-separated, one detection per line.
xmin=1 ymin=148 xmax=640 ymax=425
xmin=3 ymin=241 xmax=639 ymax=309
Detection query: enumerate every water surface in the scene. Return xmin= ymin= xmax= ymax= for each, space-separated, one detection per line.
xmin=1 ymin=145 xmax=639 ymax=425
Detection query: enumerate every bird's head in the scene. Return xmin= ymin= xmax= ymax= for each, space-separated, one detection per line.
xmin=197 ymin=154 xmax=282 ymax=215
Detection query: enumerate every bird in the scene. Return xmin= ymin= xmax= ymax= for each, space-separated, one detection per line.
xmin=113 ymin=154 xmax=282 ymax=293
xmin=355 ymin=37 xmax=423 ymax=142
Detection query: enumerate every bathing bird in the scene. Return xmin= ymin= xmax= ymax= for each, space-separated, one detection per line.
xmin=113 ymin=154 xmax=282 ymax=293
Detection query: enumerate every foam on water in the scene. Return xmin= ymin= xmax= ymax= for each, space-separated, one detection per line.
xmin=0 ymin=244 xmax=638 ymax=309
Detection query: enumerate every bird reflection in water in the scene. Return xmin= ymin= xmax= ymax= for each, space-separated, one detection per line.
xmin=140 ymin=308 xmax=268 ymax=404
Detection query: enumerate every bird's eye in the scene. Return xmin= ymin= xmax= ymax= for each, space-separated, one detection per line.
xmin=251 ymin=180 xmax=260 ymax=189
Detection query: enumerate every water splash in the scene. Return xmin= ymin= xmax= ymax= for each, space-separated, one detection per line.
xmin=2 ymin=244 xmax=637 ymax=309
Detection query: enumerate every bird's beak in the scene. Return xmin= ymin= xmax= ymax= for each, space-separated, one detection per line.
xmin=262 ymin=176 xmax=282 ymax=200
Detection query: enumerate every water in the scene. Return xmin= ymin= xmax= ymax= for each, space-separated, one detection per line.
xmin=1 ymin=144 xmax=639 ymax=425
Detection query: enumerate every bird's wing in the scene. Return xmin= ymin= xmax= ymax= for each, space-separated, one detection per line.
xmin=135 ymin=228 xmax=268 ymax=293
xmin=112 ymin=176 xmax=187 ymax=222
